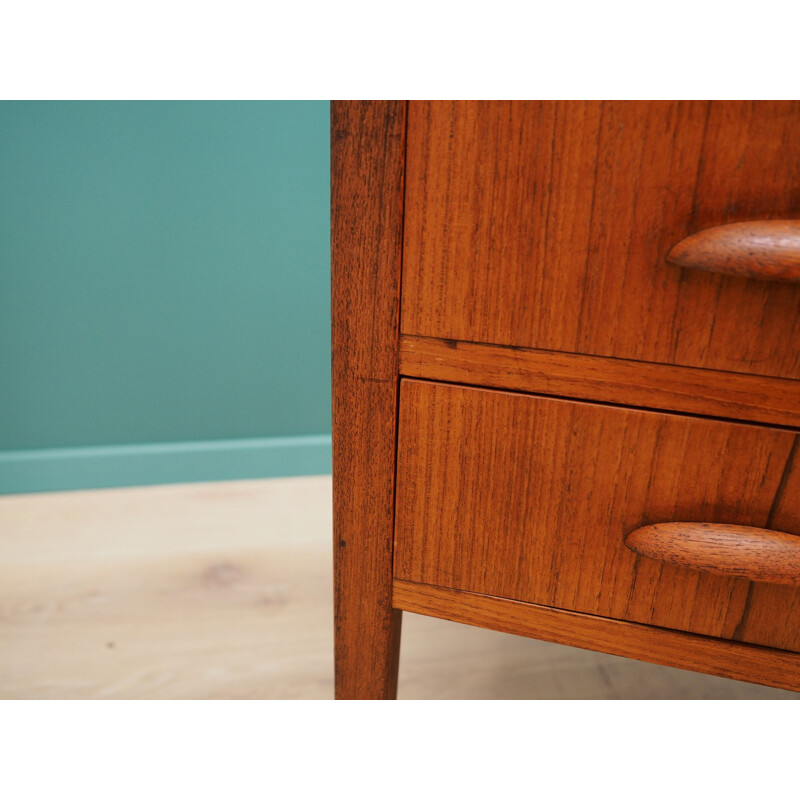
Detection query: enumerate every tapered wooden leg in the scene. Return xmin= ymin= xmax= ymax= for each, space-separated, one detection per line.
xmin=332 ymin=394 xmax=404 ymax=698
xmin=332 ymin=373 xmax=404 ymax=699
xmin=334 ymin=595 xmax=402 ymax=700
xmin=331 ymin=100 xmax=407 ymax=699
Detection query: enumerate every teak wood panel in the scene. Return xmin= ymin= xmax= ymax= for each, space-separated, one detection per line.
xmin=331 ymin=101 xmax=406 ymax=699
xmin=394 ymin=380 xmax=800 ymax=652
xmin=401 ymin=101 xmax=800 ymax=379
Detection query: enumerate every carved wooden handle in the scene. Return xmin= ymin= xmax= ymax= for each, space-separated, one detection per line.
xmin=667 ymin=220 xmax=800 ymax=282
xmin=625 ymin=522 xmax=800 ymax=586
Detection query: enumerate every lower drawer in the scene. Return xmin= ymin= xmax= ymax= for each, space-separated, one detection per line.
xmin=393 ymin=379 xmax=800 ymax=652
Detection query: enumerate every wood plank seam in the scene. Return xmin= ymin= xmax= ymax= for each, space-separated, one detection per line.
xmin=398 ymin=372 xmax=800 ymax=434
xmin=399 ymin=334 xmax=800 ymax=430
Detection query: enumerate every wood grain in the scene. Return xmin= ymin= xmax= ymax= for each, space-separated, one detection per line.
xmin=726 ymin=440 xmax=800 ymax=648
xmin=331 ymin=100 xmax=406 ymax=699
xmin=400 ymin=334 xmax=800 ymax=428
xmin=667 ymin=220 xmax=800 ymax=282
xmin=625 ymin=522 xmax=800 ymax=586
xmin=394 ymin=379 xmax=800 ymax=651
xmin=401 ymin=100 xmax=800 ymax=379
xmin=393 ymin=580 xmax=800 ymax=693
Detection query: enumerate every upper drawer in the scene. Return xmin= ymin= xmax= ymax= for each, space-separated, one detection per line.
xmin=401 ymin=101 xmax=800 ymax=380
xmin=394 ymin=379 xmax=800 ymax=652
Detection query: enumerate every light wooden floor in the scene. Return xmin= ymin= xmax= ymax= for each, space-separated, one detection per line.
xmin=0 ymin=476 xmax=796 ymax=700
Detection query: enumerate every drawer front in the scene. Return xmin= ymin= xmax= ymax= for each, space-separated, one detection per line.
xmin=401 ymin=100 xmax=800 ymax=380
xmin=394 ymin=379 xmax=800 ymax=652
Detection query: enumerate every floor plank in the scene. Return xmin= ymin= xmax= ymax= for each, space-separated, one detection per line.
xmin=0 ymin=477 xmax=796 ymax=699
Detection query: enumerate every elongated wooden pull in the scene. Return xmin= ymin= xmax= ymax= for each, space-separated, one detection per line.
xmin=625 ymin=522 xmax=800 ymax=586
xmin=667 ymin=220 xmax=800 ymax=281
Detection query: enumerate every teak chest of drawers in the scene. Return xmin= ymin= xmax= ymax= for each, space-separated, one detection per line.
xmin=331 ymin=100 xmax=800 ymax=699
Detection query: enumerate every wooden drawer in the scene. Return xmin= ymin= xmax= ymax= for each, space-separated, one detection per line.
xmin=401 ymin=101 xmax=800 ymax=379
xmin=394 ymin=379 xmax=800 ymax=652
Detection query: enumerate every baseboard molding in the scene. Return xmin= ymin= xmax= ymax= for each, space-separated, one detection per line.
xmin=0 ymin=434 xmax=332 ymax=494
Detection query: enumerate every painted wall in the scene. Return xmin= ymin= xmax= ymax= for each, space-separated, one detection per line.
xmin=0 ymin=101 xmax=331 ymax=492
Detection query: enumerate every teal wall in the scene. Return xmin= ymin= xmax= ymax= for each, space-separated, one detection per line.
xmin=0 ymin=101 xmax=331 ymax=492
